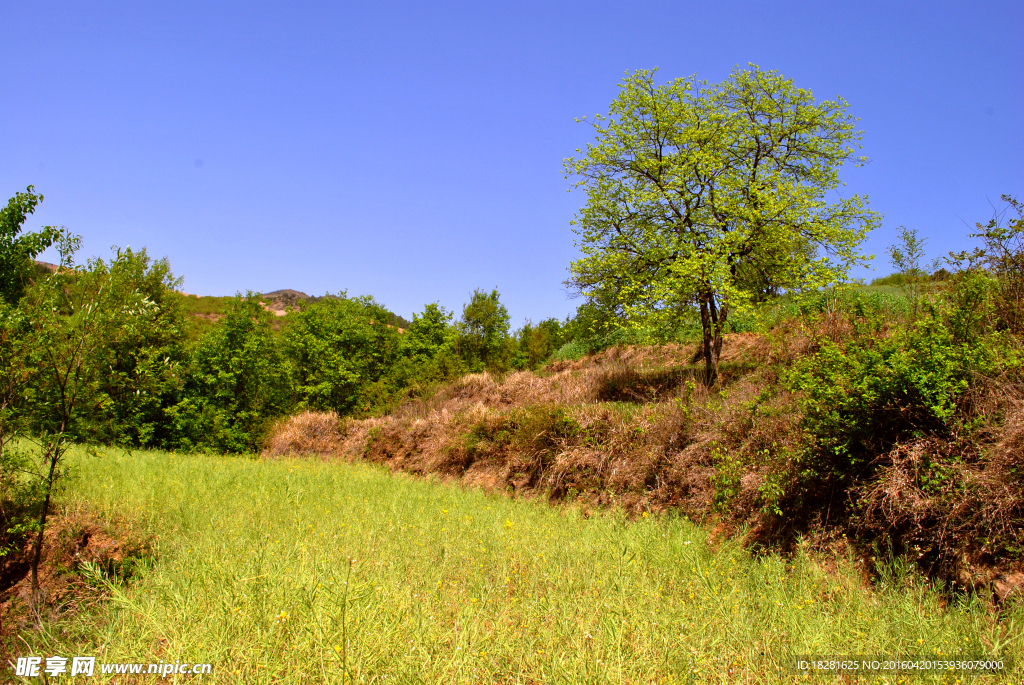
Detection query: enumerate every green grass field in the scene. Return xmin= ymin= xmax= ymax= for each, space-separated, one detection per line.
xmin=21 ymin=447 xmax=1023 ymax=683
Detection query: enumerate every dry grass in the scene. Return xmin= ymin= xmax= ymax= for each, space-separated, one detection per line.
xmin=264 ymin=410 xmax=346 ymax=457
xmin=855 ymin=395 xmax=1024 ymax=601
xmin=262 ymin=336 xmax=794 ymax=523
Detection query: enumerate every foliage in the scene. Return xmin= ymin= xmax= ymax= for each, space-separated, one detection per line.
xmin=457 ymin=288 xmax=511 ymax=372
xmin=386 ymin=303 xmax=464 ymax=392
xmin=565 ymin=66 xmax=878 ymax=381
xmin=0 ymin=306 xmax=38 ymax=563
xmin=0 ymin=186 xmax=64 ymax=305
xmin=174 ymin=293 xmax=239 ymax=339
xmin=869 ymin=270 xmax=950 ymax=287
xmin=947 ymin=194 xmax=1024 ymax=333
xmin=283 ymin=295 xmax=402 ymax=416
xmin=72 ymin=249 xmax=187 ymax=447
xmin=168 ymin=295 xmax=290 ymax=453
xmin=512 ymin=318 xmax=565 ymax=369
xmin=548 ymin=339 xmax=588 ymax=363
xmin=0 ymin=305 xmax=29 ymax=453
xmin=789 ymin=306 xmax=1001 ymax=480
xmin=16 ymin=232 xmax=165 ymax=596
xmin=885 ymin=225 xmax=943 ymax=316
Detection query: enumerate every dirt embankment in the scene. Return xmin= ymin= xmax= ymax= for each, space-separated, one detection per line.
xmin=0 ymin=510 xmax=152 ymax=653
xmin=265 ymin=335 xmax=782 ymax=516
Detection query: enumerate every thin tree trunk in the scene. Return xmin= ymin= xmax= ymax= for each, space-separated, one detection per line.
xmin=707 ymin=295 xmax=731 ymax=384
xmin=30 ymin=441 xmax=60 ymax=602
xmin=699 ymin=299 xmax=716 ymax=385
xmin=711 ymin=299 xmax=728 ymax=368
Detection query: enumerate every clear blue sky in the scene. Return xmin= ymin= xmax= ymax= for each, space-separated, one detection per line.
xmin=4 ymin=1 xmax=1021 ymax=325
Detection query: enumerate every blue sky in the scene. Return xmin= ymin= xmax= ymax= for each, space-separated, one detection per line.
xmin=4 ymin=1 xmax=1021 ymax=325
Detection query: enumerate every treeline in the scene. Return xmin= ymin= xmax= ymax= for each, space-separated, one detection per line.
xmin=6 ymin=255 xmax=589 ymax=454
xmin=0 ymin=190 xmax=620 ymax=456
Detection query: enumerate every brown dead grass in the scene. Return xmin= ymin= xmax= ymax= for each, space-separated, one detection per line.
xmin=262 ymin=336 xmax=787 ymax=522
xmin=265 ymin=410 xmax=346 ymax=457
xmin=855 ymin=393 xmax=1024 ymax=601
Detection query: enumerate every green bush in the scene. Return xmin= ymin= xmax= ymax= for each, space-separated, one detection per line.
xmin=789 ymin=311 xmax=1000 ymax=478
xmin=548 ymin=340 xmax=588 ymax=363
xmin=512 ymin=318 xmax=565 ymax=370
xmin=0 ymin=304 xmax=39 ymax=560
xmin=386 ymin=303 xmax=465 ymax=394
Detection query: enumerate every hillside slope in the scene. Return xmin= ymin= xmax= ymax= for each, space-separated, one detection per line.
xmin=267 ymin=333 xmax=1024 ymax=600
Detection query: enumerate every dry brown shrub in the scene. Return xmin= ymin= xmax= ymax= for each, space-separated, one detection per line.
xmin=264 ymin=411 xmax=345 ymax=457
xmin=853 ymin=424 xmax=1024 ymax=596
xmin=260 ymin=340 xmax=803 ymax=524
xmin=749 ymin=319 xmax=816 ymax=365
xmin=272 ymin=345 xmax=804 ymax=519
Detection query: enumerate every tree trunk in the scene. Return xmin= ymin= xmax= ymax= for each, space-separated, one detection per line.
xmin=698 ymin=294 xmax=730 ymax=386
xmin=30 ymin=442 xmax=60 ymax=604
xmin=711 ymin=297 xmax=728 ymax=368
xmin=698 ymin=299 xmax=716 ymax=385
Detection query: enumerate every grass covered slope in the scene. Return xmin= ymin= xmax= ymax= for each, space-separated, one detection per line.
xmin=23 ymin=447 xmax=1022 ymax=683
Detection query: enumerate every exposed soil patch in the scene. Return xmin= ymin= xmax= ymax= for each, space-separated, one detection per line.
xmin=0 ymin=508 xmax=153 ymax=657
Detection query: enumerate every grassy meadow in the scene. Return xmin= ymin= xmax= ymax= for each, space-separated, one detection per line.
xmin=15 ymin=446 xmax=1021 ymax=684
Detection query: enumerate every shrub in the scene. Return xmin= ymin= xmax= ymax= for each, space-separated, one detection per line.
xmin=513 ymin=318 xmax=565 ymax=370
xmin=789 ymin=309 xmax=1000 ymax=481
xmin=385 ymin=303 xmax=465 ymax=396
xmin=548 ymin=340 xmax=588 ymax=363
xmin=457 ymin=407 xmax=581 ymax=473
xmin=264 ymin=411 xmax=345 ymax=457
xmin=950 ymin=194 xmax=1024 ymax=333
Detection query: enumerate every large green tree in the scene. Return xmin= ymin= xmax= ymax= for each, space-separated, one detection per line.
xmin=565 ymin=66 xmax=879 ymax=381
xmin=283 ymin=294 xmax=402 ymax=416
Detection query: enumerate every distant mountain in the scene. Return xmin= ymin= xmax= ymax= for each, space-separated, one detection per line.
xmin=259 ymin=289 xmax=411 ymax=328
xmin=260 ymin=289 xmax=315 ymax=315
xmin=33 ymin=260 xmax=59 ymax=274
xmin=31 ymin=267 xmax=413 ymax=330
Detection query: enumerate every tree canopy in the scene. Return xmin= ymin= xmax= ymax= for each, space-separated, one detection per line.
xmin=0 ymin=186 xmax=63 ymax=305
xmin=457 ymin=288 xmax=511 ymax=371
xmin=565 ymin=65 xmax=879 ymax=381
